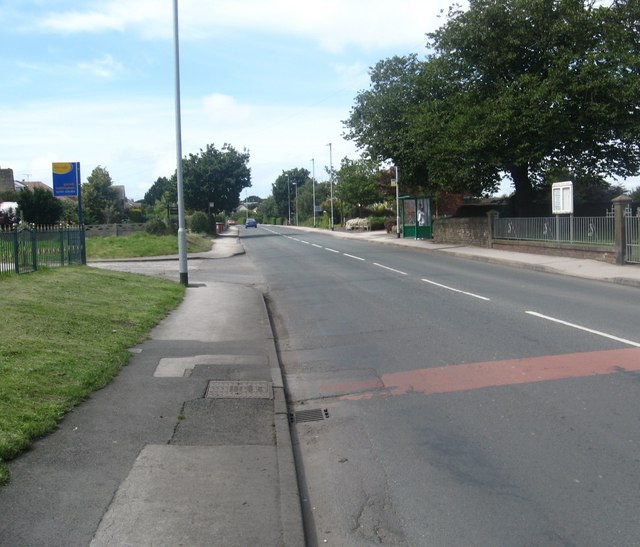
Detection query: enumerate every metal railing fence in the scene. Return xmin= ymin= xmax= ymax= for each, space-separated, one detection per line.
xmin=493 ymin=216 xmax=615 ymax=244
xmin=626 ymin=214 xmax=640 ymax=264
xmin=0 ymin=224 xmax=85 ymax=275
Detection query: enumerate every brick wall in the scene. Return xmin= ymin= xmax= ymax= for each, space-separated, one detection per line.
xmin=433 ymin=217 xmax=490 ymax=246
xmin=492 ymin=240 xmax=617 ymax=264
xmin=432 ymin=215 xmax=617 ymax=264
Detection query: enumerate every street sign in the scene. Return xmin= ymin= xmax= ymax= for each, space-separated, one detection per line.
xmin=552 ymin=181 xmax=573 ymax=214
xmin=52 ymin=162 xmax=80 ymax=197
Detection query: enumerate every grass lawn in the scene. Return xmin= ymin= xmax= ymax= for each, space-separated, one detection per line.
xmin=0 ymin=266 xmax=185 ymax=486
xmin=86 ymin=232 xmax=213 ymax=259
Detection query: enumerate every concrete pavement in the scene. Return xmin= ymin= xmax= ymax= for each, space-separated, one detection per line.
xmin=0 ymin=226 xmax=637 ymax=547
xmin=0 ymin=230 xmax=303 ymax=547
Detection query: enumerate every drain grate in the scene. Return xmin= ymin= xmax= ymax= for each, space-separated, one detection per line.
xmin=205 ymin=380 xmax=273 ymax=399
xmin=289 ymin=408 xmax=330 ymax=423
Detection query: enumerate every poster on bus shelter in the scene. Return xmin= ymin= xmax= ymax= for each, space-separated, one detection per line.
xmin=52 ymin=162 xmax=80 ymax=197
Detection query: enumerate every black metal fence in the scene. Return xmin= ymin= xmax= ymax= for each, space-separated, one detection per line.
xmin=0 ymin=224 xmax=86 ymax=275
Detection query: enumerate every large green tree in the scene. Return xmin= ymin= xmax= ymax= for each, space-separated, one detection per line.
xmin=344 ymin=55 xmax=430 ymax=191
xmin=346 ymin=0 xmax=640 ymax=215
xmin=16 ymin=187 xmax=63 ymax=224
xmin=335 ymin=157 xmax=383 ymax=217
xmin=182 ymin=143 xmax=251 ymax=214
xmin=143 ymin=176 xmax=175 ymax=205
xmin=82 ymin=166 xmax=123 ymax=224
xmin=271 ymin=168 xmax=309 ymax=221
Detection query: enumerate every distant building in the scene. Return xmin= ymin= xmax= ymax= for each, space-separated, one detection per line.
xmin=19 ymin=180 xmax=53 ymax=193
xmin=0 ymin=167 xmax=15 ymax=193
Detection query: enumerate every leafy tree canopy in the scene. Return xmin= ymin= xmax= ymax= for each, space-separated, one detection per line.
xmin=83 ymin=166 xmax=123 ymax=224
xmin=143 ymin=176 xmax=174 ymax=205
xmin=270 ymin=168 xmax=310 ymax=220
xmin=335 ymin=157 xmax=384 ymax=217
xmin=16 ymin=187 xmax=63 ymax=224
xmin=345 ymin=0 xmax=640 ymax=215
xmin=182 ymin=143 xmax=251 ymax=214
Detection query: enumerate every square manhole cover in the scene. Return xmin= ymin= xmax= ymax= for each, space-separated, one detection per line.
xmin=205 ymin=380 xmax=273 ymax=399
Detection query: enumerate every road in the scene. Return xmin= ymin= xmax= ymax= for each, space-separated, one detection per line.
xmin=241 ymin=226 xmax=640 ymax=547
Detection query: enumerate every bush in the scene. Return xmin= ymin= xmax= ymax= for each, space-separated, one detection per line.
xmin=145 ymin=218 xmax=170 ymax=235
xmin=368 ymin=216 xmax=386 ymax=231
xmin=127 ymin=207 xmax=146 ymax=223
xmin=384 ymin=217 xmax=397 ymax=233
xmin=189 ymin=211 xmax=210 ymax=234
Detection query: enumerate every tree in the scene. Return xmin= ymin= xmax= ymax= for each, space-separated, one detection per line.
xmin=345 ymin=0 xmax=640 ymax=215
xmin=16 ymin=187 xmax=63 ymax=224
xmin=344 ymin=55 xmax=430 ymax=191
xmin=182 ymin=143 xmax=251 ymax=214
xmin=270 ymin=168 xmax=309 ymax=222
xmin=82 ymin=166 xmax=123 ymax=224
xmin=143 ymin=176 xmax=175 ymax=205
xmin=335 ymin=157 xmax=383 ymax=217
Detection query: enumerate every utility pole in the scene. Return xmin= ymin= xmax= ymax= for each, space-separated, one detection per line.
xmin=173 ymin=0 xmax=188 ymax=285
xmin=311 ymin=158 xmax=316 ymax=228
xmin=395 ymin=166 xmax=401 ymax=238
xmin=327 ymin=143 xmax=334 ymax=230
xmin=287 ymin=174 xmax=291 ymax=225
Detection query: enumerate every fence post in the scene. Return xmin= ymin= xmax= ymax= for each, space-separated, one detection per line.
xmin=31 ymin=225 xmax=38 ymax=271
xmin=59 ymin=225 xmax=65 ymax=265
xmin=612 ymin=194 xmax=632 ymax=265
xmin=12 ymin=223 xmax=19 ymax=273
xmin=487 ymin=210 xmax=499 ymax=248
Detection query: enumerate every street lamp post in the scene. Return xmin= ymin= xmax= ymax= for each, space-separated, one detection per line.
xmin=172 ymin=0 xmax=188 ymax=285
xmin=395 ymin=166 xmax=401 ymax=238
xmin=327 ymin=143 xmax=334 ymax=230
xmin=311 ymin=158 xmax=316 ymax=228
xmin=287 ymin=174 xmax=291 ymax=225
xmin=293 ymin=182 xmax=298 ymax=225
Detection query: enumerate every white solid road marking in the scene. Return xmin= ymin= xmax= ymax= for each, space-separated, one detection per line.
xmin=421 ymin=278 xmax=491 ymax=301
xmin=526 ymin=311 xmax=640 ymax=347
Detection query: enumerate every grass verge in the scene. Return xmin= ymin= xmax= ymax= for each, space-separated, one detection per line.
xmin=86 ymin=232 xmax=213 ymax=259
xmin=0 ymin=266 xmax=185 ymax=486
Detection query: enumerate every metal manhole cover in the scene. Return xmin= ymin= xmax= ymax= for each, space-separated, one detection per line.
xmin=289 ymin=408 xmax=329 ymax=423
xmin=205 ymin=380 xmax=273 ymax=399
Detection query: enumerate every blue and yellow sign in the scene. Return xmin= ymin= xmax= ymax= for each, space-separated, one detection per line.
xmin=52 ymin=162 xmax=80 ymax=197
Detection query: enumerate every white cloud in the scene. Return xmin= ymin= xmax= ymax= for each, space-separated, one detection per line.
xmin=77 ymin=54 xmax=123 ymax=78
xmin=0 ymin=91 xmax=357 ymax=201
xmin=34 ymin=0 xmax=453 ymax=52
xmin=202 ymin=93 xmax=252 ymax=125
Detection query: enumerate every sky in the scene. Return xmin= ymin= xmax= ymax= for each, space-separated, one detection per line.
xmin=0 ymin=0 xmax=459 ymax=201
xmin=1 ymin=1 xmax=636 ymax=203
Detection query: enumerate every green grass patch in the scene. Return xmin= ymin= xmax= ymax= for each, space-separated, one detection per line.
xmin=86 ymin=232 xmax=213 ymax=259
xmin=0 ymin=266 xmax=185 ymax=486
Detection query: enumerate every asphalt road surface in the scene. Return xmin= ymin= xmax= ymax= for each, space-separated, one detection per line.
xmin=241 ymin=226 xmax=640 ymax=547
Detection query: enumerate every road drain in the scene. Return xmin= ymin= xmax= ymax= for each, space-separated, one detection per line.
xmin=205 ymin=380 xmax=273 ymax=399
xmin=289 ymin=408 xmax=330 ymax=423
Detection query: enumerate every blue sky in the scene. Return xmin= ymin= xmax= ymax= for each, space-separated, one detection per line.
xmin=2 ymin=1 xmax=636 ymax=202
xmin=1 ymin=0 xmax=457 ymax=201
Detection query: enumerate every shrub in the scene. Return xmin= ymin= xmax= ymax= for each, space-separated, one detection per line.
xmin=189 ymin=211 xmax=210 ymax=234
xmin=368 ymin=216 xmax=386 ymax=231
xmin=384 ymin=217 xmax=397 ymax=233
xmin=145 ymin=218 xmax=169 ymax=235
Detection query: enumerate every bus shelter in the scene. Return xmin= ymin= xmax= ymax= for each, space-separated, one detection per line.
xmin=400 ymin=196 xmax=432 ymax=239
